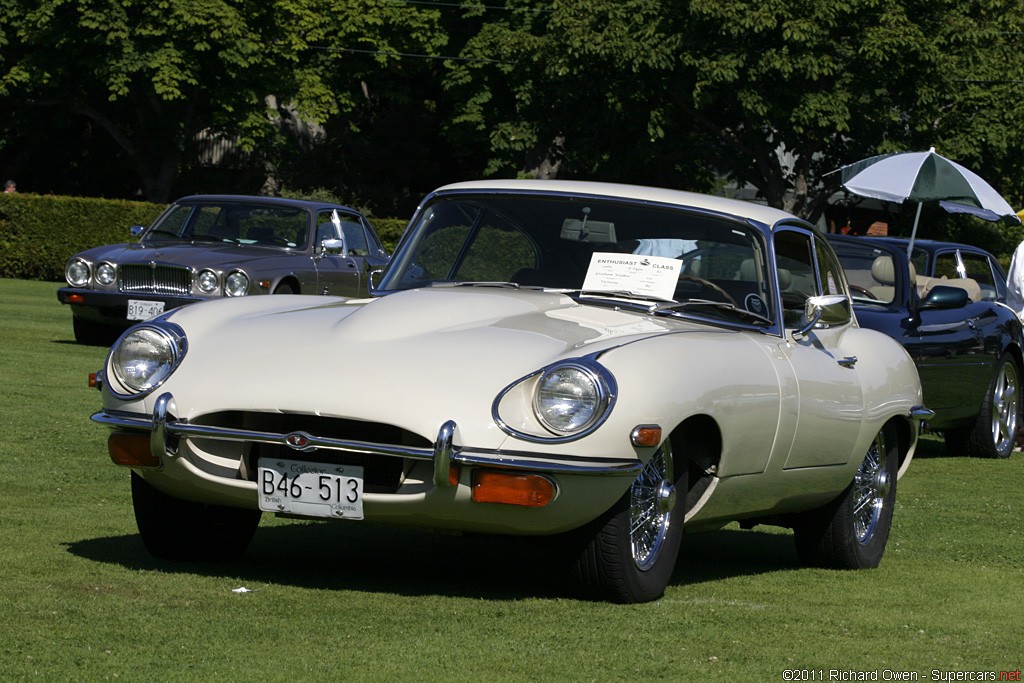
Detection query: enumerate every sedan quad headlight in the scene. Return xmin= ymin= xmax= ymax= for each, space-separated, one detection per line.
xmin=110 ymin=324 xmax=186 ymax=396
xmin=534 ymin=363 xmax=611 ymax=435
xmin=196 ymin=269 xmax=219 ymax=294
xmin=66 ymin=259 xmax=91 ymax=287
xmin=95 ymin=262 xmax=116 ymax=285
xmin=225 ymin=271 xmax=249 ymax=297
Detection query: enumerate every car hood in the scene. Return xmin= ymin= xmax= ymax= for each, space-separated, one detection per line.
xmin=151 ymin=287 xmax=697 ymax=446
xmin=79 ymin=241 xmax=305 ymax=270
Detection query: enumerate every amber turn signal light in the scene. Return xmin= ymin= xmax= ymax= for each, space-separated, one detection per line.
xmin=471 ymin=470 xmax=555 ymax=507
xmin=67 ymin=293 xmax=85 ymax=304
xmin=108 ymin=432 xmax=160 ymax=468
xmin=631 ymin=425 xmax=662 ymax=448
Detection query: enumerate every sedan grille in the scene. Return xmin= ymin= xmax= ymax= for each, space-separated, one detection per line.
xmin=119 ymin=264 xmax=192 ymax=296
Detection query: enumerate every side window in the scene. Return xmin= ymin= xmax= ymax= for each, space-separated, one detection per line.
xmin=774 ymin=230 xmax=816 ymax=327
xmin=960 ymin=252 xmax=1001 ymax=300
xmin=814 ymin=237 xmax=847 ymax=297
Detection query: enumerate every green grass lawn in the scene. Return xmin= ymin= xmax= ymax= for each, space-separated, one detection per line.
xmin=1 ymin=277 xmax=1022 ymax=681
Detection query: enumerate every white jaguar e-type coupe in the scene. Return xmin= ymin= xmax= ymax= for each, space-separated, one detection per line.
xmin=92 ymin=180 xmax=930 ymax=603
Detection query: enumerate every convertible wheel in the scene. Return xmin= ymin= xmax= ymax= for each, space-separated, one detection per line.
xmin=572 ymin=440 xmax=684 ymax=603
xmin=794 ymin=422 xmax=897 ymax=569
xmin=131 ymin=472 xmax=261 ymax=561
xmin=944 ymin=353 xmax=1020 ymax=459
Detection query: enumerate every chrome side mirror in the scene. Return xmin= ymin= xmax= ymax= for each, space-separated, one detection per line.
xmin=794 ymin=294 xmax=851 ymax=340
xmin=320 ymin=238 xmax=347 ymax=258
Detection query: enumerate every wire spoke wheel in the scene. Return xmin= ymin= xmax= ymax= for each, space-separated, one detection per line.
xmin=629 ymin=441 xmax=676 ymax=570
xmin=851 ymin=430 xmax=890 ymax=545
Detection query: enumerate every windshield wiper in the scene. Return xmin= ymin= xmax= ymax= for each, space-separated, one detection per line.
xmin=654 ymin=299 xmax=772 ymax=325
xmin=575 ymin=290 xmax=674 ymax=305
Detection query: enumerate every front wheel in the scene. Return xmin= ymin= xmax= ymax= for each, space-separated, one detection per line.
xmin=131 ymin=472 xmax=261 ymax=561
xmin=571 ymin=440 xmax=685 ymax=603
xmin=794 ymin=422 xmax=897 ymax=569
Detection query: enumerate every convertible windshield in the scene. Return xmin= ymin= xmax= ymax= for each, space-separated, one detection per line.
xmin=380 ymin=193 xmax=773 ymax=319
xmin=142 ymin=202 xmax=310 ymax=249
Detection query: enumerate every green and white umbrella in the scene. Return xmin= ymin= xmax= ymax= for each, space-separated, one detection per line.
xmin=837 ymin=147 xmax=1019 ymax=255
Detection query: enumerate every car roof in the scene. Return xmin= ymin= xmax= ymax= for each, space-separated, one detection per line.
xmin=174 ymin=194 xmax=361 ymax=214
xmin=430 ymin=179 xmax=808 ymax=230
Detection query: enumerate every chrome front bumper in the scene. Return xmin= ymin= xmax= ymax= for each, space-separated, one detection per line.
xmin=92 ymin=392 xmax=644 ymax=486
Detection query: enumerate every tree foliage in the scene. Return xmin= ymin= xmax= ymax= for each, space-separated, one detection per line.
xmin=1 ymin=0 xmax=1023 ymax=222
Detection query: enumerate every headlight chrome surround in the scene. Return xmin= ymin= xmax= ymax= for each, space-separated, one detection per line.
xmin=108 ymin=322 xmax=187 ymax=398
xmin=196 ymin=269 xmax=219 ymax=294
xmin=493 ymin=356 xmax=616 ymax=443
xmin=66 ymin=258 xmax=91 ymax=287
xmin=95 ymin=262 xmax=116 ymax=286
xmin=224 ymin=270 xmax=249 ymax=297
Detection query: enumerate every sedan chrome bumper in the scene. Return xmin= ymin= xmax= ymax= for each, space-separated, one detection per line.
xmin=92 ymin=392 xmax=643 ymax=488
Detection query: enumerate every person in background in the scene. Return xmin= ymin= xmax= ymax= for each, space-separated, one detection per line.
xmin=3 ymin=179 xmax=15 ymax=193
xmin=1005 ymin=238 xmax=1024 ymax=322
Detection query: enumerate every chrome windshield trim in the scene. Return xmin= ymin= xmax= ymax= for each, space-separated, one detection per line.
xmin=92 ymin=393 xmax=641 ymax=481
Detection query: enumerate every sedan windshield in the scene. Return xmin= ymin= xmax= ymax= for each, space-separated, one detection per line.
xmin=142 ymin=202 xmax=310 ymax=249
xmin=380 ymin=193 xmax=773 ymax=320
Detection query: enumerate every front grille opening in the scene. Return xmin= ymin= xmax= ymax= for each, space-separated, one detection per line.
xmin=194 ymin=411 xmax=431 ymax=495
xmin=119 ymin=264 xmax=192 ymax=296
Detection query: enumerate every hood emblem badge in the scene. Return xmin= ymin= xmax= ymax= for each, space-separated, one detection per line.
xmin=285 ymin=432 xmax=314 ymax=451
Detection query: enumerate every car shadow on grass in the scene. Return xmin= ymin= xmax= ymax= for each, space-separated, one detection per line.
xmin=66 ymin=520 xmax=804 ymax=602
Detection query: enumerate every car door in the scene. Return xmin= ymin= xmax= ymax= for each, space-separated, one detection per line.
xmin=773 ymin=229 xmax=865 ymax=470
xmin=908 ymin=249 xmax=996 ymax=421
xmin=312 ymin=210 xmax=373 ymax=297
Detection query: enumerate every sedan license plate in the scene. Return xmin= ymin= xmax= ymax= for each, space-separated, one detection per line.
xmin=258 ymin=458 xmax=364 ymax=520
xmin=127 ymin=299 xmax=165 ymax=320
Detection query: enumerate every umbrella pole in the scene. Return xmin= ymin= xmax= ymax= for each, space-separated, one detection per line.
xmin=907 ymin=202 xmax=923 ymax=258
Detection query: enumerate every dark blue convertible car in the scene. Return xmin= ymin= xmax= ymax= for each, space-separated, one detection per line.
xmin=828 ymin=235 xmax=1022 ymax=458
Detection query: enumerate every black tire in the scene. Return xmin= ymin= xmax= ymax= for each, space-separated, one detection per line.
xmin=944 ymin=353 xmax=1020 ymax=459
xmin=72 ymin=316 xmax=119 ymax=346
xmin=131 ymin=472 xmax=261 ymax=561
xmin=571 ymin=440 xmax=685 ymax=603
xmin=794 ymin=422 xmax=897 ymax=569
xmin=272 ymin=281 xmax=298 ymax=294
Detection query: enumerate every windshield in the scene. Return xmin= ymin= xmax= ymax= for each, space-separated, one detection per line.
xmin=142 ymin=202 xmax=311 ymax=249
xmin=380 ymin=193 xmax=773 ymax=319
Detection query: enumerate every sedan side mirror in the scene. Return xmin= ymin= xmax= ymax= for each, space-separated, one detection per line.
xmin=921 ymin=284 xmax=970 ymax=310
xmin=320 ymin=238 xmax=348 ymax=258
xmin=130 ymin=225 xmax=146 ymax=237
xmin=794 ymin=294 xmax=851 ymax=340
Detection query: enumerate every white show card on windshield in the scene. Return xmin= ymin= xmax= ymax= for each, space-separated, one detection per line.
xmin=582 ymin=253 xmax=682 ymax=300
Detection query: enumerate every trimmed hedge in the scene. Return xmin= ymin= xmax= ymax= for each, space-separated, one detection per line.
xmin=0 ymin=194 xmax=166 ymax=281
xmin=0 ymin=193 xmax=411 ymax=282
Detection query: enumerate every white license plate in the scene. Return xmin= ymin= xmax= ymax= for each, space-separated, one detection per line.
xmin=127 ymin=299 xmax=165 ymax=320
xmin=258 ymin=458 xmax=364 ymax=520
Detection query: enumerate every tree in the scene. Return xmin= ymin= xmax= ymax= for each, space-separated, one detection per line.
xmin=0 ymin=0 xmax=445 ymax=202
xmin=441 ymin=0 xmax=1024 ymax=221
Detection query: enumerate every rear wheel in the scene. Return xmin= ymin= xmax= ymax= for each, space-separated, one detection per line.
xmin=794 ymin=422 xmax=897 ymax=568
xmin=944 ymin=353 xmax=1020 ymax=459
xmin=131 ymin=472 xmax=261 ymax=561
xmin=572 ymin=440 xmax=684 ymax=603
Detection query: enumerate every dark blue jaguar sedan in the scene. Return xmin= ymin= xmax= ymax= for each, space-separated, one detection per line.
xmin=828 ymin=235 xmax=1022 ymax=458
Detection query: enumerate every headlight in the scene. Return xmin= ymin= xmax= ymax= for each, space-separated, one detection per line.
xmin=197 ymin=269 xmax=219 ymax=294
xmin=66 ymin=259 xmax=91 ymax=286
xmin=95 ymin=263 xmax=116 ymax=285
xmin=225 ymin=271 xmax=249 ymax=297
xmin=534 ymin=363 xmax=610 ymax=435
xmin=110 ymin=324 xmax=186 ymax=396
